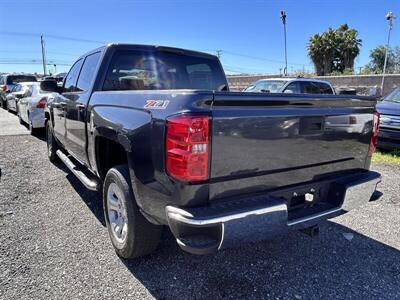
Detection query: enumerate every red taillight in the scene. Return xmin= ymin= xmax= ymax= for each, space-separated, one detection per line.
xmin=368 ymin=112 xmax=380 ymax=156
xmin=36 ymin=97 xmax=47 ymax=109
xmin=166 ymin=114 xmax=210 ymax=183
xmin=2 ymin=85 xmax=8 ymax=92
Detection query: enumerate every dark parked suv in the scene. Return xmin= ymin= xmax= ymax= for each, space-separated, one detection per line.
xmin=376 ymin=86 xmax=400 ymax=150
xmin=0 ymin=74 xmax=37 ymax=109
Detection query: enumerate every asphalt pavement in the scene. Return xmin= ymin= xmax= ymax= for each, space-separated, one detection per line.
xmin=0 ymin=108 xmax=399 ymax=299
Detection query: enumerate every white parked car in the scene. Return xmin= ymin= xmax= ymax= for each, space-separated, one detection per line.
xmin=16 ymin=82 xmax=55 ymax=134
xmin=243 ymin=78 xmax=336 ymax=95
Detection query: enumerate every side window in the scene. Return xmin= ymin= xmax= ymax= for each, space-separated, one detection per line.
xmin=76 ymin=52 xmax=101 ymax=92
xmin=25 ymin=85 xmax=33 ymax=97
xmin=302 ymin=82 xmax=321 ymax=94
xmin=186 ymin=64 xmax=213 ymax=90
xmin=13 ymin=85 xmax=22 ymax=92
xmin=64 ymin=59 xmax=83 ymax=92
xmin=316 ymin=82 xmax=333 ymax=94
xmin=284 ymin=82 xmax=301 ymax=94
xmin=254 ymin=81 xmax=267 ymax=92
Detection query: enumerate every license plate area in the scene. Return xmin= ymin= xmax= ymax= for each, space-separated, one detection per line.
xmin=269 ymin=181 xmax=341 ymax=221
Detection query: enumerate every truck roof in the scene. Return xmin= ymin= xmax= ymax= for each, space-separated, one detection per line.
xmin=79 ymin=43 xmax=218 ymax=60
xmin=255 ymin=77 xmax=333 ymax=84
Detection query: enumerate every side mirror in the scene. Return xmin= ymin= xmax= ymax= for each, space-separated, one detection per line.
xmin=40 ymin=80 xmax=60 ymax=93
xmin=15 ymin=93 xmax=24 ymax=99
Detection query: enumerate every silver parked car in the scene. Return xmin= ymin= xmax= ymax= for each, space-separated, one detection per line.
xmin=16 ymin=82 xmax=55 ymax=134
xmin=0 ymin=74 xmax=37 ymax=109
xmin=243 ymin=77 xmax=336 ymax=95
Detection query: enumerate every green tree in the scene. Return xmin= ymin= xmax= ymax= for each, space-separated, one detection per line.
xmin=366 ymin=46 xmax=395 ymax=73
xmin=307 ymin=24 xmax=361 ymax=75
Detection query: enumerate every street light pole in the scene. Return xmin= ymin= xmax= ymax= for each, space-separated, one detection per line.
xmin=280 ymin=10 xmax=288 ymax=76
xmin=40 ymin=34 xmax=47 ymax=76
xmin=381 ymin=12 xmax=395 ymax=96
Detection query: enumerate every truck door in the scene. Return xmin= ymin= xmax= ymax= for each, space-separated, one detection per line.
xmin=53 ymin=59 xmax=83 ymax=146
xmin=65 ymin=52 xmax=101 ymax=166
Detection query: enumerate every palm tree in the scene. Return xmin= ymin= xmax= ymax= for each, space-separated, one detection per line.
xmin=307 ymin=24 xmax=361 ymax=75
xmin=308 ymin=34 xmax=325 ymax=75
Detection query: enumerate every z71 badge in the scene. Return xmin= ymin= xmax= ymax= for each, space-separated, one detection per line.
xmin=144 ymin=100 xmax=170 ymax=109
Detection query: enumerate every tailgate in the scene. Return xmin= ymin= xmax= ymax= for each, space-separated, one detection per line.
xmin=209 ymin=92 xmax=376 ymax=200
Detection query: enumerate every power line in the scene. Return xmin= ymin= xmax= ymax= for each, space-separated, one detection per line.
xmin=0 ymin=58 xmax=73 ymax=64
xmin=0 ymin=62 xmax=71 ymax=66
xmin=0 ymin=50 xmax=80 ymax=56
xmin=0 ymin=31 xmax=105 ymax=44
xmin=200 ymin=48 xmax=311 ymax=67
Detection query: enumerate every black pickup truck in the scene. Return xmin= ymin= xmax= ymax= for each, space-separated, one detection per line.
xmin=42 ymin=44 xmax=381 ymax=258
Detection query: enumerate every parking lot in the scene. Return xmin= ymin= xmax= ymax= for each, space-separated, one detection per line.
xmin=0 ymin=108 xmax=399 ymax=299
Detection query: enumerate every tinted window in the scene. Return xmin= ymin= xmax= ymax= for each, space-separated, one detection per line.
xmin=284 ymin=82 xmax=301 ymax=93
xmin=13 ymin=85 xmax=22 ymax=92
xmin=383 ymin=86 xmax=400 ymax=103
xmin=103 ymin=50 xmax=227 ymax=91
xmin=6 ymin=75 xmax=37 ymax=85
xmin=316 ymin=82 xmax=333 ymax=94
xmin=64 ymin=59 xmax=83 ymax=92
xmin=302 ymin=81 xmax=333 ymax=94
xmin=76 ymin=52 xmax=101 ymax=92
xmin=245 ymin=80 xmax=286 ymax=93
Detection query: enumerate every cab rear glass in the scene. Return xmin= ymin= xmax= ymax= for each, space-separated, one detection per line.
xmin=102 ymin=50 xmax=227 ymax=91
xmin=6 ymin=75 xmax=37 ymax=85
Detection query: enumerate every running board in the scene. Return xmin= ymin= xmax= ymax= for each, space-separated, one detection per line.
xmin=56 ymin=150 xmax=100 ymax=191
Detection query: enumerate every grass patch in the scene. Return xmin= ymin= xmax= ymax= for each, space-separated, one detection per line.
xmin=372 ymin=149 xmax=400 ymax=165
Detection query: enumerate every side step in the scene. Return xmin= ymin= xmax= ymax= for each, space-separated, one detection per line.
xmin=56 ymin=150 xmax=100 ymax=191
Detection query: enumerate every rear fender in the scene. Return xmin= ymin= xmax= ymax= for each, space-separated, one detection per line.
xmin=89 ymin=106 xmax=153 ymax=174
xmin=89 ymin=106 xmax=168 ymax=221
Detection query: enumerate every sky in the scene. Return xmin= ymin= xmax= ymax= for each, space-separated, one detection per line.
xmin=0 ymin=0 xmax=399 ymax=75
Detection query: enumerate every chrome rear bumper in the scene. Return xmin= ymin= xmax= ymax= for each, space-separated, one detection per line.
xmin=166 ymin=171 xmax=381 ymax=255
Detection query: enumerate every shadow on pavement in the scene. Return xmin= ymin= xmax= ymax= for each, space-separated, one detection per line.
xmin=51 ymin=152 xmax=400 ymax=298
xmin=31 ymin=129 xmax=46 ymax=142
xmin=120 ymin=222 xmax=400 ymax=299
xmin=56 ymin=162 xmax=106 ymax=226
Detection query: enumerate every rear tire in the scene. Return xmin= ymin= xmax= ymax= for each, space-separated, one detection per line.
xmin=46 ymin=121 xmax=60 ymax=163
xmin=103 ymin=165 xmax=162 ymax=259
xmin=29 ymin=117 xmax=36 ymax=135
xmin=18 ymin=112 xmax=23 ymax=125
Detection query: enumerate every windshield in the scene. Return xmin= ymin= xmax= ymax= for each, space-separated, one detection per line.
xmin=6 ymin=75 xmax=37 ymax=85
xmin=244 ymin=80 xmax=286 ymax=93
xmin=103 ymin=50 xmax=227 ymax=91
xmin=383 ymin=87 xmax=400 ymax=103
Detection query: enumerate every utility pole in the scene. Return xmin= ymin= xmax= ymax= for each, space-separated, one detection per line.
xmin=381 ymin=12 xmax=395 ymax=96
xmin=54 ymin=64 xmax=57 ymax=74
xmin=280 ymin=10 xmax=288 ymax=76
xmin=216 ymin=50 xmax=222 ymax=59
xmin=41 ymin=34 xmax=47 ymax=76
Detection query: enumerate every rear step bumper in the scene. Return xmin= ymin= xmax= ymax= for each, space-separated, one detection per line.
xmin=166 ymin=171 xmax=381 ymax=255
xmin=56 ymin=150 xmax=100 ymax=191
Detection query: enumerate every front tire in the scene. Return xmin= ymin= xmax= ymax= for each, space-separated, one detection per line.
xmin=46 ymin=121 xmax=60 ymax=163
xmin=103 ymin=165 xmax=162 ymax=259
